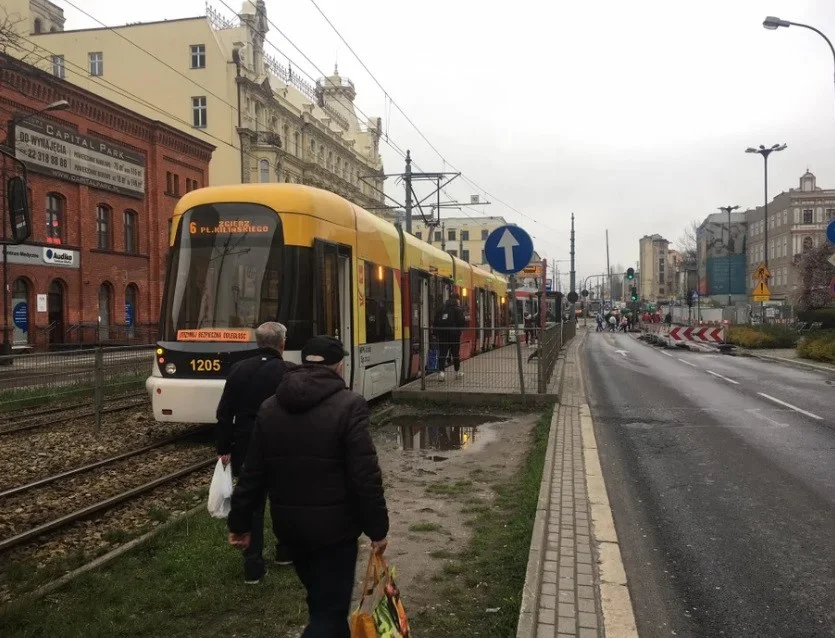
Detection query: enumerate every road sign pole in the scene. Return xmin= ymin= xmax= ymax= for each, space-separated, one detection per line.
xmin=509 ymin=275 xmax=526 ymax=395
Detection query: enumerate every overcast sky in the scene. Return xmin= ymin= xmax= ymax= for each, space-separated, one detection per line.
xmin=58 ymin=0 xmax=835 ymax=288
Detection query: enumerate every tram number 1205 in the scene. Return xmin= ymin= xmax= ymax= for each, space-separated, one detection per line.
xmin=190 ymin=358 xmax=221 ymax=372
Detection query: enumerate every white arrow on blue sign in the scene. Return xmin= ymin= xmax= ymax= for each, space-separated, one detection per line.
xmin=827 ymin=219 xmax=835 ymax=244
xmin=483 ymin=225 xmax=534 ymax=274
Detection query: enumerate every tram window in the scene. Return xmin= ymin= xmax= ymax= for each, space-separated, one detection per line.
xmin=365 ymin=262 xmax=394 ymax=343
xmin=161 ymin=204 xmax=290 ymax=343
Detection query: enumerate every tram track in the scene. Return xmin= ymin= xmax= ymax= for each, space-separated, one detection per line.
xmin=0 ymin=426 xmax=214 ymax=554
xmin=0 ymin=392 xmax=149 ymax=436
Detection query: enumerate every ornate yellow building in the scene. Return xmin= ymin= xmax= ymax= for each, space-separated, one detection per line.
xmin=7 ymin=0 xmax=385 ymax=209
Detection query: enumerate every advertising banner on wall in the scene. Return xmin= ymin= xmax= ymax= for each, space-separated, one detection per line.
xmin=13 ymin=116 xmax=145 ymax=198
xmin=697 ymin=219 xmax=747 ymax=295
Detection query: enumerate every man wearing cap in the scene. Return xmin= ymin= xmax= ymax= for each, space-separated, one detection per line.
xmin=215 ymin=321 xmax=295 ymax=583
xmin=227 ymin=336 xmax=389 ymax=637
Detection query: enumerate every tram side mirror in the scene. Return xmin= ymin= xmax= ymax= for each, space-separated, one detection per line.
xmin=7 ymin=176 xmax=31 ymax=244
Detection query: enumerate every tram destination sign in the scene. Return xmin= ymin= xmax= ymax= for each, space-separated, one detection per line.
xmin=13 ymin=116 xmax=145 ymax=198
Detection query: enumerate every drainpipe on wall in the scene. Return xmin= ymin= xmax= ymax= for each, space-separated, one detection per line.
xmin=232 ymin=49 xmax=244 ymax=184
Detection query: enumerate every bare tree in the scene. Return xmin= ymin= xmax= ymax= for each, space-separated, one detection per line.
xmin=794 ymin=242 xmax=834 ymax=311
xmin=0 ymin=10 xmax=30 ymax=58
xmin=676 ymin=219 xmax=700 ymax=265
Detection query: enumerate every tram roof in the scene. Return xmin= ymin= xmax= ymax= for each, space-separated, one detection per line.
xmin=173 ymin=184 xmax=358 ymax=229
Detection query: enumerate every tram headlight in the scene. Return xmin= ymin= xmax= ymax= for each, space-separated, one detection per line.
xmin=165 ymin=363 xmax=177 ymax=375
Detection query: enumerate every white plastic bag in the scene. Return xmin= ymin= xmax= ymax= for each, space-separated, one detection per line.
xmin=207 ymin=459 xmax=233 ymax=518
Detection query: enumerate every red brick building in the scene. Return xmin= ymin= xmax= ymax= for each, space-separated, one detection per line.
xmin=0 ymin=55 xmax=214 ymax=349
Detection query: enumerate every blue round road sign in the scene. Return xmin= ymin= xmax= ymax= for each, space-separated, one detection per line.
xmin=483 ymin=225 xmax=534 ymax=274
xmin=827 ymin=219 xmax=835 ymax=244
xmin=13 ymin=302 xmax=28 ymax=332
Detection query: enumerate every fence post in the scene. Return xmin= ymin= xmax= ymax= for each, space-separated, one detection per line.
xmin=537 ymin=328 xmax=545 ymax=394
xmin=419 ymin=327 xmax=426 ymax=391
xmin=509 ymin=276 xmax=526 ymax=395
xmin=94 ymin=346 xmax=104 ymax=435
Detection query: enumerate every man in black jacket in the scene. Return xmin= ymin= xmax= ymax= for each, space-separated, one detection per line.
xmin=434 ymin=292 xmax=467 ymax=381
xmin=228 ymin=336 xmax=389 ymax=637
xmin=216 ymin=321 xmax=295 ymax=583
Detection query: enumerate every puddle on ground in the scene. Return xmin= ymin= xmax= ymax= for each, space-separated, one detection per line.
xmin=385 ymin=414 xmax=506 ymax=456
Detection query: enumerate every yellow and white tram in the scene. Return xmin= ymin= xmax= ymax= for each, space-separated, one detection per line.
xmin=146 ymin=184 xmax=508 ymax=423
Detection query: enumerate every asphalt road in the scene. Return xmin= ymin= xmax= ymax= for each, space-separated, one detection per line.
xmin=583 ymin=331 xmax=835 ymax=638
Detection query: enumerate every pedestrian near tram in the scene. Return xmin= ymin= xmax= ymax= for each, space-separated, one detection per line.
xmin=228 ymin=336 xmax=389 ymax=637
xmin=216 ymin=321 xmax=295 ymax=583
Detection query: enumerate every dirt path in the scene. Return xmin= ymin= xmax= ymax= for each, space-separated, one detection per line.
xmin=351 ymin=410 xmax=539 ymax=618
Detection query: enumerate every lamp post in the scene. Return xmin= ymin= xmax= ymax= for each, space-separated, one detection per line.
xmin=763 ymin=16 xmax=835 ymax=112
xmin=2 ymin=99 xmax=69 ymax=360
xmin=718 ymin=205 xmax=739 ymax=308
xmin=745 ymin=143 xmax=786 ymax=324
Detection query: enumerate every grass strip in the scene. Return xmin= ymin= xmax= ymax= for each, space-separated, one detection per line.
xmin=413 ymin=406 xmax=553 ymax=635
xmin=0 ymin=511 xmax=307 ymax=638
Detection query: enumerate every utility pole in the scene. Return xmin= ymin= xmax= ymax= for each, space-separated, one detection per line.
xmin=569 ymin=213 xmax=576 ymax=317
xmin=605 ymin=229 xmax=612 ymax=310
xmin=404 ymin=150 xmax=413 ymax=234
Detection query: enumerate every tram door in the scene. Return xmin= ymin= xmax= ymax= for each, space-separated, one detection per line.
xmin=314 ymin=240 xmax=353 ymax=387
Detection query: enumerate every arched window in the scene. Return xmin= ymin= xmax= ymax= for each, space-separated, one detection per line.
xmin=46 ymin=193 xmax=64 ymax=244
xmin=96 ymin=204 xmax=111 ymax=250
xmin=336 ymin=157 xmax=342 ymax=178
xmin=318 ymin=145 xmax=325 ymax=165
xmin=327 ymin=151 xmax=333 ymax=170
xmin=294 ymin=131 xmax=300 ymax=156
xmin=124 ymin=210 xmax=138 ymax=254
xmin=259 ymin=159 xmax=270 ymax=183
xmin=98 ymin=282 xmax=113 ymax=341
xmin=34 ymin=18 xmax=42 ymax=34
xmin=125 ymin=284 xmax=138 ymax=339
xmin=12 ymin=278 xmax=30 ymax=345
xmin=802 ymin=236 xmax=814 ymax=253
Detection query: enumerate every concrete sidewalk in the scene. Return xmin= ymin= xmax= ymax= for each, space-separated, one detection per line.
xmin=517 ymin=329 xmax=638 ymax=638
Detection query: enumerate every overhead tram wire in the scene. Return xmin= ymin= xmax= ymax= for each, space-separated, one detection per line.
xmin=16 ymin=34 xmax=269 ymax=170
xmin=59 ymin=0 xmax=416 ymax=172
xmin=55 ymin=1 xmax=525 ymax=234
xmin=214 ymin=0 xmax=522 ymax=231
xmin=306 ymin=0 xmax=562 ymax=239
xmin=212 ymin=0 xmax=416 ymax=165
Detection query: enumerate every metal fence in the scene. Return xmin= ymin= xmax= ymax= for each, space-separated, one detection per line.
xmin=414 ymin=322 xmax=576 ymax=395
xmin=0 ymin=344 xmax=154 ymax=420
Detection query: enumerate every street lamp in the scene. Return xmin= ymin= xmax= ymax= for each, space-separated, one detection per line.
xmin=718 ymin=205 xmax=739 ymax=308
xmin=763 ymin=17 xmax=835 ymax=100
xmin=745 ymin=143 xmax=786 ymax=324
xmin=2 ymin=98 xmax=69 ymax=361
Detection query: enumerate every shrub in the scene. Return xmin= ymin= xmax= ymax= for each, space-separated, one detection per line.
xmin=797 ymin=307 xmax=835 ymax=329
xmin=727 ymin=325 xmax=797 ymax=349
xmin=797 ymin=331 xmax=835 ymax=363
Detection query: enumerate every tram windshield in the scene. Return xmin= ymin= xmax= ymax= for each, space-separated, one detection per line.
xmin=160 ymin=203 xmax=313 ymax=349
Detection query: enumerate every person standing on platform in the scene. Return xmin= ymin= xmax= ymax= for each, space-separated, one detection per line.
xmin=216 ymin=322 xmax=295 ymax=583
xmin=434 ymin=292 xmax=467 ymax=381
xmin=227 ymin=336 xmax=389 ymax=637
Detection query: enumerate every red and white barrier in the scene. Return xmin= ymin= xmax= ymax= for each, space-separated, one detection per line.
xmin=668 ymin=326 xmax=725 ymax=343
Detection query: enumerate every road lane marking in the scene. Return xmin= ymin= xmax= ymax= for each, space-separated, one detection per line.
xmin=661 ymin=351 xmax=672 ymax=357
xmin=745 ymin=408 xmax=789 ymax=428
xmin=757 ymin=393 xmax=823 ymax=420
xmin=677 ymin=358 xmax=698 ymax=368
xmin=706 ymin=370 xmax=739 ymax=385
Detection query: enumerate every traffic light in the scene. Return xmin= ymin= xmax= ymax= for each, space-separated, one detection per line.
xmin=626 ymin=267 xmax=635 ymax=280
xmin=630 ymin=286 xmax=638 ymax=302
